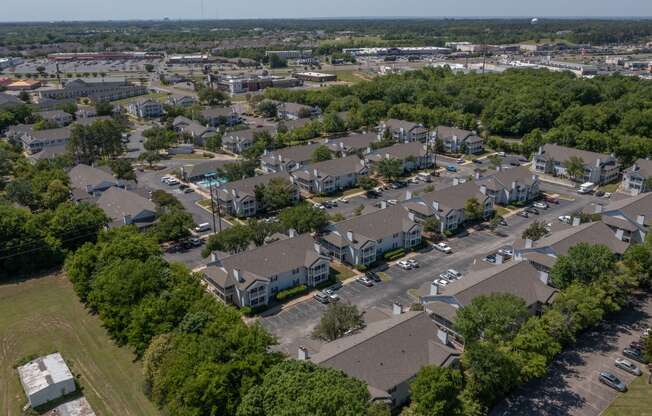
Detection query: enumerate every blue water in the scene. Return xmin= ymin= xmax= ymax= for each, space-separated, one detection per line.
xmin=197 ymin=177 xmax=228 ymax=188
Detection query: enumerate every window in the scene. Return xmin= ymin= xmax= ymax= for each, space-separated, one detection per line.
xmin=270 ymin=276 xmax=278 ymax=282
xmin=292 ymin=268 xmax=300 ymax=275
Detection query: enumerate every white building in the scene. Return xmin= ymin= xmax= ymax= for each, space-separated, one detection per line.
xmin=17 ymin=353 xmax=76 ymax=408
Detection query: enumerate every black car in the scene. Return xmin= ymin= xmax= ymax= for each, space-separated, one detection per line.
xmin=366 ymin=271 xmax=382 ymax=283
xmin=473 ymin=159 xmax=483 ymax=164
xmin=525 ymin=207 xmax=539 ymax=215
xmin=499 ymin=218 xmax=508 ymax=226
xmin=623 ymin=348 xmax=648 ymax=364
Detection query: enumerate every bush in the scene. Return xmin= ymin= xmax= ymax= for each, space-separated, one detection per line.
xmin=275 ymin=284 xmax=308 ymax=301
xmin=383 ymin=248 xmax=406 ymax=261
xmin=354 ymin=264 xmax=368 ymax=272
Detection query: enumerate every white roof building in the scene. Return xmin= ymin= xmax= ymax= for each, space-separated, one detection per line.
xmin=17 ymin=353 xmax=76 ymax=408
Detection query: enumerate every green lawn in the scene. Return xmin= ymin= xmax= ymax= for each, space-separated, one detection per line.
xmin=0 ymin=274 xmax=160 ymax=416
xmin=330 ymin=263 xmax=356 ymax=281
xmin=599 ymin=182 xmax=620 ymax=193
xmin=332 ymin=70 xmax=370 ymax=83
xmin=603 ymin=375 xmax=652 ymax=416
xmin=495 ymin=206 xmax=511 ymax=217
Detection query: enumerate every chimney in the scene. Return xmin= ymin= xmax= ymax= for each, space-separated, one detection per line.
xmin=392 ymin=301 xmax=403 ymax=315
xmin=233 ymin=268 xmax=243 ymax=283
xmin=432 ymin=201 xmax=439 ymax=211
xmin=430 ymin=280 xmax=439 ymax=295
xmin=263 ymin=149 xmax=267 ymax=155
xmin=339 ymin=141 xmax=344 ymax=149
xmin=385 ymin=153 xmax=390 ymax=160
xmin=288 ymin=228 xmax=296 ymax=238
xmin=480 ymin=185 xmax=487 ymax=195
xmin=594 ymin=203 xmax=603 ymax=214
xmin=525 ymin=238 xmax=533 ymax=249
xmin=347 ymin=230 xmax=355 ymax=242
xmin=313 ymin=168 xmax=319 ymax=178
xmin=511 ymin=181 xmax=517 ymax=190
xmin=406 ymin=190 xmax=412 ymax=200
xmin=572 ymin=217 xmax=581 ymax=226
xmin=615 ymin=229 xmax=625 ymax=241
xmin=537 ymin=145 xmax=544 ymax=155
xmin=231 ymin=188 xmax=237 ymax=197
xmin=495 ymin=253 xmax=504 ymax=264
xmin=123 ymin=214 xmax=132 ymax=224
xmin=596 ymin=158 xmax=601 ymax=167
xmin=437 ymin=328 xmax=449 ymax=345
xmin=210 ymin=252 xmax=218 ymax=263
xmin=298 ymin=346 xmax=308 ymax=361
xmin=366 ymin=146 xmax=372 ymax=154
xmin=314 ymin=242 xmax=321 ymax=254
xmin=408 ymin=212 xmax=415 ymax=222
xmin=532 ymin=174 xmax=538 ymax=182
xmin=539 ymin=270 xmax=549 ymax=285
xmin=637 ymin=215 xmax=645 ymax=225
xmin=380 ymin=200 xmax=387 ymax=209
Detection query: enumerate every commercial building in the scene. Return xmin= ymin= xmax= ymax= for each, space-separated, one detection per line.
xmin=319 ymin=205 xmax=422 ymax=267
xmin=291 ymin=155 xmax=368 ymax=195
xmin=204 ymin=233 xmax=330 ymax=307
xmin=342 ymin=47 xmax=451 ymax=57
xmin=622 ymin=159 xmax=652 ymax=195
xmin=217 ymin=75 xmax=302 ymax=95
xmin=17 ymin=353 xmax=76 ymax=408
xmin=265 ymin=50 xmax=312 ymax=59
xmin=292 ymin=72 xmax=337 ymax=82
xmin=39 ymin=78 xmax=147 ymax=102
xmin=47 ymin=51 xmax=163 ymax=61
xmin=7 ymin=79 xmax=41 ymax=91
xmin=532 ymin=144 xmax=620 ymax=185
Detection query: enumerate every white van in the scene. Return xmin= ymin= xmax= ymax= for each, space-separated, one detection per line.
xmin=417 ymin=172 xmax=432 ymax=182
xmin=578 ymin=182 xmax=595 ymax=194
xmin=195 ymin=223 xmax=211 ymax=232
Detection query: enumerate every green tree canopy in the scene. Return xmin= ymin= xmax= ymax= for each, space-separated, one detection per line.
xmin=455 ymin=293 xmax=529 ymax=344
xmin=550 ymin=243 xmax=616 ymax=289
xmin=409 ymin=366 xmax=464 ymax=416
xmin=203 ymin=224 xmax=253 ymax=255
xmin=311 ymin=144 xmax=333 ymax=162
xmin=375 ymin=157 xmax=403 ymax=182
xmin=312 ymin=303 xmax=364 ymax=341
xmin=279 ymin=203 xmax=329 ymax=234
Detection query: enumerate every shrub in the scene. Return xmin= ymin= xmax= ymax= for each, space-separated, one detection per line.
xmin=275 ymin=284 xmax=308 ymax=301
xmin=383 ymin=248 xmax=406 ymax=261
xmin=354 ymin=264 xmax=368 ymax=272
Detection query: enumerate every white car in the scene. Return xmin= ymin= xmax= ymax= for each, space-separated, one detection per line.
xmin=313 ymin=203 xmax=325 ymax=210
xmin=435 ymin=242 xmax=452 ymax=254
xmin=603 ymin=192 xmax=612 ymax=198
xmin=338 ymin=197 xmax=348 ymax=203
xmin=533 ymin=202 xmax=548 ymax=209
xmin=447 ymin=269 xmax=462 ymax=279
xmin=436 ymin=279 xmax=449 ymax=287
xmin=615 ymin=358 xmax=642 ymax=376
xmin=439 ymin=272 xmax=454 ymax=281
xmin=558 ymin=215 xmax=572 ymax=224
xmin=387 ymin=199 xmax=398 ymax=205
xmin=328 ymin=293 xmax=340 ymax=303
xmin=397 ymin=260 xmax=412 ymax=270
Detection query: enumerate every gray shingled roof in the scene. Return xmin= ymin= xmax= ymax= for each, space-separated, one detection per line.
xmin=201 ymin=106 xmax=235 ymax=119
xmin=626 ymin=159 xmax=652 ymax=179
xmin=535 ymin=143 xmax=615 ymax=167
xmin=292 ymin=155 xmax=366 ymax=181
xmin=604 ymin=193 xmax=652 ymax=227
xmin=223 ymin=126 xmax=275 ymax=143
xmin=436 ymin=125 xmax=473 ymax=139
xmin=312 ymin=311 xmax=460 ymax=394
xmin=417 ymin=181 xmax=488 ymax=214
xmin=478 ymin=166 xmax=537 ymax=191
xmin=366 ymin=141 xmax=428 ymax=162
xmin=68 ymin=164 xmax=118 ymax=191
xmin=383 ymin=118 xmax=424 ymax=132
xmin=23 ymin=126 xmax=72 ymax=143
xmin=440 ymin=260 xmax=557 ymax=307
xmin=262 ymin=141 xmax=325 ymax=165
xmin=326 ymin=132 xmax=379 ymax=153
xmin=218 ymin=172 xmax=293 ymax=201
xmin=0 ymin=92 xmax=23 ymax=107
xmin=517 ymin=221 xmax=629 ymax=255
xmin=96 ymin=187 xmax=156 ymax=223
xmin=35 ymin=110 xmax=70 ymax=120
xmin=212 ymin=233 xmax=327 ymax=289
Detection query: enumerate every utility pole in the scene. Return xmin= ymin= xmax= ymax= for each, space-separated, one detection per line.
xmin=206 ymin=173 xmax=223 ymax=233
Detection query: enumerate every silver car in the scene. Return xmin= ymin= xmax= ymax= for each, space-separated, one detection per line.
xmin=599 ymin=371 xmax=627 ymax=392
xmin=615 ymin=358 xmax=642 ymax=376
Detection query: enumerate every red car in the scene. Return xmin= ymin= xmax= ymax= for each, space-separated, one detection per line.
xmin=544 ymin=195 xmax=560 ymax=204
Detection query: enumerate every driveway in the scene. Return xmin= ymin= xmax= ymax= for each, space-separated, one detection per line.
xmin=491 ymin=295 xmax=652 ymax=416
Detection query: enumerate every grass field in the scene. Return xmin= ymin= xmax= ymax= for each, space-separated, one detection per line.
xmin=111 ymin=92 xmax=169 ymax=105
xmin=329 ymin=263 xmax=356 ymax=281
xmin=603 ymin=375 xmax=652 ymax=416
xmin=0 ymin=274 xmax=160 ymax=416
xmin=333 ymin=69 xmax=372 ymax=83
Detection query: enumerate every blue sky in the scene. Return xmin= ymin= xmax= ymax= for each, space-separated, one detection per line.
xmin=3 ymin=0 xmax=652 ymax=21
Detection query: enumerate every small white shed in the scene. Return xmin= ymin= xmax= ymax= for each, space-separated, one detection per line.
xmin=17 ymin=353 xmax=76 ymax=408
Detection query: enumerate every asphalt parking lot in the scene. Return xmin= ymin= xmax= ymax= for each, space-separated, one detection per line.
xmin=491 ymin=295 xmax=652 ymax=416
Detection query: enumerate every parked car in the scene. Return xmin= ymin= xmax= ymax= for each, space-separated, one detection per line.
xmin=623 ymin=348 xmax=648 ymax=364
xmin=189 ymin=237 xmax=203 ymax=247
xmin=397 ymin=260 xmax=412 ymax=270
xmin=328 ymin=293 xmax=340 ymax=302
xmin=434 ymin=242 xmax=452 ymax=254
xmin=183 ymin=188 xmax=195 ymax=194
xmin=439 ymin=272 xmax=454 ymax=281
xmin=356 ymin=276 xmax=374 ymax=287
xmin=446 ymin=165 xmax=457 ymax=172
xmin=483 ymin=254 xmax=497 ymax=263
xmin=313 ymin=203 xmax=325 ymax=210
xmin=498 ymin=217 xmax=508 ymax=226
xmin=558 ymin=215 xmax=572 ymax=224
xmin=447 ymin=269 xmax=462 ymax=279
xmin=366 ymin=271 xmax=382 ymax=283
xmin=408 ymin=259 xmax=419 ymax=268
xmin=544 ymin=195 xmax=560 ymax=204
xmin=518 ymin=211 xmax=529 ymax=218
xmin=435 ymin=279 xmax=449 ymax=287
xmin=329 ymin=282 xmax=343 ymax=291
xmin=595 ymin=191 xmax=605 ymax=197
xmin=599 ymin=371 xmax=627 ymax=392
xmin=194 ymin=223 xmax=211 ymax=232
xmin=473 ymin=159 xmax=483 ymax=164
xmin=525 ymin=207 xmax=539 ymax=215
xmin=497 ymin=248 xmax=513 ymax=258
xmin=533 ymin=201 xmax=548 ymax=209
xmin=457 ymin=158 xmax=465 ymax=164
xmin=314 ymin=291 xmax=330 ymax=304
xmin=615 ymin=358 xmax=642 ymax=376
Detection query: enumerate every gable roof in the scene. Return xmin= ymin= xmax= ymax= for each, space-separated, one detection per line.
xmin=440 ymin=260 xmax=557 ymax=307
xmin=518 ymin=221 xmax=629 ymax=255
xmin=23 ymin=127 xmax=72 ymax=143
xmin=383 ymin=118 xmax=425 ymax=132
xmin=436 ymin=125 xmax=473 ymax=140
xmin=36 ymin=110 xmax=70 ymax=120
xmin=223 ymin=126 xmax=275 ymax=143
xmin=212 ymin=233 xmax=328 ymax=289
xmin=0 ymin=92 xmax=23 ymax=107
xmin=625 ymin=159 xmax=652 ymax=179
xmin=366 ymin=141 xmax=428 ymax=162
xmin=218 ymin=172 xmax=293 ymax=201
xmin=535 ymin=143 xmax=615 ymax=167
xmin=262 ymin=141 xmax=325 ymax=165
xmin=478 ymin=166 xmax=538 ymax=191
xmin=292 ymin=155 xmax=366 ymax=181
xmin=603 ymin=192 xmax=652 ymax=227
xmin=68 ymin=164 xmax=118 ymax=191
xmin=417 ymin=181 xmax=488 ymax=214
xmin=312 ymin=311 xmax=460 ymax=393
xmin=96 ymin=187 xmax=156 ymax=223
xmin=201 ymin=106 xmax=236 ymax=119
xmin=326 ymin=132 xmax=379 ymax=153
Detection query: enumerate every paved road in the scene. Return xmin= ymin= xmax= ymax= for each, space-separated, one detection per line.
xmin=491 ymin=295 xmax=652 ymax=416
xmin=261 ymin=189 xmax=598 ymax=354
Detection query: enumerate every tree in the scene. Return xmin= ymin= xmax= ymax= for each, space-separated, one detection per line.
xmin=237 ymin=360 xmax=369 ymax=416
xmin=219 ymin=160 xmax=257 ymax=181
xmin=150 ymin=210 xmax=194 ymax=243
xmin=257 ymin=100 xmax=278 ymax=119
xmin=202 ymin=224 xmax=253 ymax=255
xmin=322 ymin=112 xmax=346 ymax=133
xmin=463 ymin=197 xmax=484 ymax=222
xmin=279 ymin=203 xmax=329 ymax=234
xmin=510 ymin=316 xmax=562 ymax=381
xmin=254 ymin=178 xmax=297 ymax=213
xmin=423 ymin=217 xmax=441 ymax=234
xmin=139 ymin=150 xmax=161 ymax=167
xmin=550 ymin=243 xmax=617 ymax=289
xmin=366 ymin=402 xmax=391 ymax=416
xmin=521 ymin=220 xmax=548 ymax=241
xmin=409 ymin=366 xmax=464 ymax=416
xmin=204 ymin=134 xmax=222 ymax=152
xmin=312 ymin=303 xmax=365 ymax=341
xmin=68 ymin=120 xmax=124 ymax=164
xmin=358 ymin=175 xmax=378 ymax=191
xmin=376 ymin=157 xmax=403 ymax=182
xmin=311 ymin=145 xmax=333 ymax=162
xmin=145 ymin=63 xmax=155 ymax=72
xmin=41 ymin=179 xmax=70 ymax=210
xmin=563 ymin=156 xmax=585 ymax=181
xmin=247 ymin=219 xmax=281 ymax=247
xmin=455 ymin=293 xmax=529 ymax=344
xmin=18 ymin=90 xmax=30 ymax=103
xmin=95 ymin=101 xmax=114 ymax=116
xmin=268 ymin=54 xmax=288 ymax=69
xmin=623 ymin=243 xmax=652 ymax=288
xmin=110 ymin=159 xmax=136 ymax=181
xmin=487 ymin=154 xmax=502 ymax=170
xmin=462 ymin=341 xmax=520 ymax=407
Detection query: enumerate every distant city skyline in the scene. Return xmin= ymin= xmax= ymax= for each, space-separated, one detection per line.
xmin=2 ymin=0 xmax=652 ymax=22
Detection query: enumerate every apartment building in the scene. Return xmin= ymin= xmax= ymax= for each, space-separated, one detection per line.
xmin=597 ymin=193 xmax=652 ymax=244
xmin=127 ymin=99 xmax=164 ymax=118
xmin=201 ymin=106 xmax=240 ymax=127
xmin=477 ymin=166 xmax=540 ymax=205
xmin=222 ymin=126 xmax=275 ymax=154
xmin=166 ymin=95 xmax=197 ymax=108
xmin=622 ymin=159 xmax=652 ymax=195
xmin=404 ymin=181 xmax=494 ymax=233
xmin=216 ymin=172 xmax=299 ymax=218
xmin=365 ymin=142 xmax=433 ymax=173
xmin=319 ymin=205 xmax=422 ymax=267
xmin=378 ymin=119 xmax=430 ymax=143
xmin=434 ymin=126 xmax=484 ymax=154
xmin=39 ymin=78 xmax=147 ymax=102
xmin=172 ymin=116 xmax=217 ymax=145
xmin=276 ymin=101 xmax=321 ymax=120
xmin=35 ymin=110 xmax=73 ymax=127
xmin=325 ymin=132 xmax=382 ymax=156
xmin=68 ymin=164 xmax=120 ymax=201
xmin=532 ymin=144 xmax=620 ymax=185
xmin=292 ymin=155 xmax=368 ymax=195
xmin=260 ymin=142 xmax=326 ymax=173
xmin=96 ymin=187 xmax=157 ymax=229
xmin=20 ymin=126 xmax=72 ymax=154
xmin=203 ymin=233 xmax=330 ymax=307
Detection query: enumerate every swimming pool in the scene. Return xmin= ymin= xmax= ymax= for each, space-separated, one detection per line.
xmin=197 ymin=177 xmax=228 ymax=189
